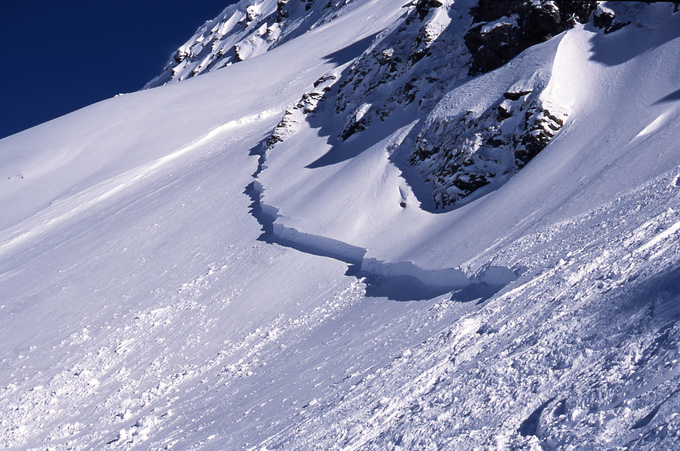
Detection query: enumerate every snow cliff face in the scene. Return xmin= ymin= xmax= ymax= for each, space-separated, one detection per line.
xmin=2 ymin=0 xmax=680 ymax=449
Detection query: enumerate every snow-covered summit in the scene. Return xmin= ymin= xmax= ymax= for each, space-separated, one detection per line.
xmin=2 ymin=1 xmax=680 ymax=449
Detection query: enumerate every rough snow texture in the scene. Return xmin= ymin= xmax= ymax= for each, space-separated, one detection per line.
xmin=2 ymin=0 xmax=680 ymax=450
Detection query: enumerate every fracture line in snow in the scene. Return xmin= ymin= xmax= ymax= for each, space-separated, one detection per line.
xmin=245 ymin=129 xmax=520 ymax=301
xmin=0 ymin=109 xmax=282 ymax=255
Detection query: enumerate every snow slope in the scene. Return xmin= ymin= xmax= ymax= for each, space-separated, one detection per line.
xmin=1 ymin=0 xmax=680 ymax=449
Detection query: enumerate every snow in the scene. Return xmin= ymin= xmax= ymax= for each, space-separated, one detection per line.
xmin=261 ymin=6 xmax=680 ymax=275
xmin=481 ymin=16 xmax=518 ymax=35
xmin=1 ymin=0 xmax=680 ymax=449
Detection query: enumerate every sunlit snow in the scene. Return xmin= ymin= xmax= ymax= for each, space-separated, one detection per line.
xmin=1 ymin=0 xmax=680 ymax=449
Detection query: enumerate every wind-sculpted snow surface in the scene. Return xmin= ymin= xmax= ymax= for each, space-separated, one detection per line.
xmin=2 ymin=0 xmax=680 ymax=450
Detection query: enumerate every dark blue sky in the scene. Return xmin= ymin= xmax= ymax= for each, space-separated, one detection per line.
xmin=1 ymin=1 xmax=236 ymax=139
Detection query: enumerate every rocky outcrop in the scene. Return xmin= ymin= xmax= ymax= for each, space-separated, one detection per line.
xmin=332 ymin=0 xmax=472 ymax=141
xmin=593 ymin=4 xmax=629 ymax=34
xmin=260 ymin=0 xmax=577 ymax=209
xmin=266 ymin=74 xmax=338 ymax=147
xmin=465 ymin=1 xmax=596 ymax=74
xmin=410 ymin=88 xmax=568 ymax=208
xmin=516 ymin=107 xmax=566 ymax=165
xmin=415 ymin=0 xmax=444 ymax=20
xmin=593 ymin=2 xmax=680 ymax=34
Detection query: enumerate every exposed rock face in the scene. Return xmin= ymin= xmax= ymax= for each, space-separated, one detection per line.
xmin=593 ymin=4 xmax=629 ymax=34
xmin=465 ymin=0 xmax=596 ymax=74
xmin=145 ymin=0 xmax=364 ymax=88
xmin=267 ymin=74 xmax=338 ymax=147
xmin=411 ymin=87 xmax=568 ymax=208
xmin=260 ymin=0 xmax=579 ymax=209
xmin=415 ymin=0 xmax=444 ymax=20
xmin=275 ymin=0 xmax=291 ymax=21
xmin=517 ymin=107 xmax=566 ymax=165
xmin=333 ymin=0 xmax=471 ymax=141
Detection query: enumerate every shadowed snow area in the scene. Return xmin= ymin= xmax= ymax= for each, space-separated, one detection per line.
xmin=1 ymin=0 xmax=680 ymax=449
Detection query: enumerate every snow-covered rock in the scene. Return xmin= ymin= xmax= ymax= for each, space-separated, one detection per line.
xmin=146 ymin=0 xmax=394 ymax=88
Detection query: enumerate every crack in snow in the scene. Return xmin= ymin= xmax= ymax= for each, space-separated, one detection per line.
xmin=245 ymin=135 xmax=520 ymax=301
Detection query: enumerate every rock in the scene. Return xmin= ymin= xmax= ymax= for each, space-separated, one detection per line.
xmin=173 ymin=50 xmax=188 ymax=64
xmin=471 ymin=0 xmax=517 ymax=22
xmin=497 ymin=100 xmax=513 ymax=120
xmin=593 ymin=5 xmax=614 ymax=29
xmin=415 ymin=0 xmax=444 ymax=20
xmin=503 ymin=90 xmax=532 ymax=101
xmin=313 ymin=74 xmax=337 ymax=88
xmin=411 ymin=87 xmax=568 ymax=208
xmin=246 ymin=6 xmax=260 ymax=24
xmin=379 ymin=48 xmax=395 ymax=65
xmin=593 ymin=5 xmax=629 ymax=34
xmin=267 ymin=73 xmax=339 ymax=147
xmin=465 ymin=20 xmax=521 ymax=74
xmin=233 ymin=45 xmax=244 ymax=62
xmin=516 ymin=108 xmax=567 ymax=166
xmin=465 ymin=1 xmax=596 ymax=74
xmin=519 ymin=1 xmax=562 ymax=45
xmin=276 ymin=0 xmax=290 ymax=22
xmin=341 ymin=104 xmax=373 ymax=140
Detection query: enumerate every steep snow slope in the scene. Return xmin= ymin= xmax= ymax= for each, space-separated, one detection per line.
xmin=1 ymin=0 xmax=680 ymax=449
xmin=259 ymin=2 xmax=680 ymax=271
